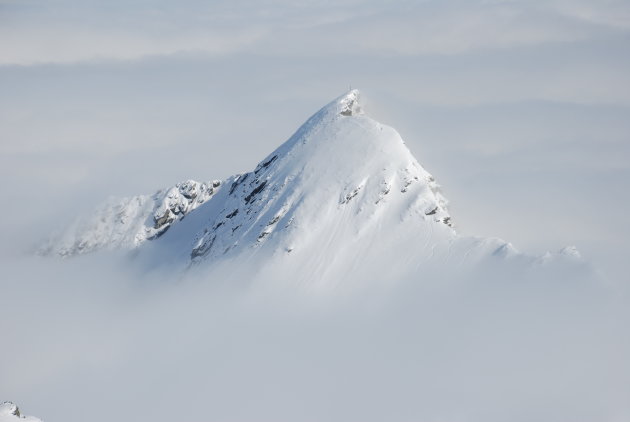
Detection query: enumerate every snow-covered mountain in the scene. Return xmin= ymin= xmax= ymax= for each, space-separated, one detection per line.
xmin=0 ymin=403 xmax=41 ymax=422
xmin=42 ymin=179 xmax=222 ymax=257
xmin=42 ymin=90 xmax=579 ymax=281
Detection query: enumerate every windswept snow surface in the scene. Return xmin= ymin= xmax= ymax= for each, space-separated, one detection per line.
xmin=42 ymin=179 xmax=222 ymax=257
xmin=43 ymin=90 xmax=578 ymax=283
xmin=0 ymin=403 xmax=41 ymax=422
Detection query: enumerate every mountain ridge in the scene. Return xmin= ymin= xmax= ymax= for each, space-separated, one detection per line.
xmin=0 ymin=402 xmax=41 ymax=422
xmin=41 ymin=90 xmax=580 ymax=282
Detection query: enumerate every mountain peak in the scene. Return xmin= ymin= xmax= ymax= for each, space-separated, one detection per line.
xmin=273 ymin=90 xmax=366 ymax=156
xmin=43 ymin=90 xmax=455 ymax=272
xmin=337 ymin=89 xmax=363 ymax=116
xmin=44 ymin=90 xmax=570 ymax=283
xmin=312 ymin=89 xmax=363 ymax=120
xmin=156 ymin=89 xmax=456 ymax=274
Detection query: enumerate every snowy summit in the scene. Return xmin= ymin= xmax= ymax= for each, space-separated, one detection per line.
xmin=42 ymin=90 xmax=578 ymax=282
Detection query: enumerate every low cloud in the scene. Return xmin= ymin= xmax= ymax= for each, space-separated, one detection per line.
xmin=1 ymin=251 xmax=628 ymax=422
xmin=1 ymin=0 xmax=629 ymax=65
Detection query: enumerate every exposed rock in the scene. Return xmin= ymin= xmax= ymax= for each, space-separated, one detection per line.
xmin=245 ymin=181 xmax=267 ymax=203
xmin=0 ymin=402 xmax=42 ymax=422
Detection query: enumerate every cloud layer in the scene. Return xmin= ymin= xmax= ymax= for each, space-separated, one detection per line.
xmin=2 ymin=0 xmax=630 ymax=65
xmin=1 ymin=252 xmax=628 ymax=422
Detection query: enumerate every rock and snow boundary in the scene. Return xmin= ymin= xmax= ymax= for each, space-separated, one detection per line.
xmin=40 ymin=90 xmax=582 ymax=282
xmin=0 ymin=403 xmax=41 ymax=422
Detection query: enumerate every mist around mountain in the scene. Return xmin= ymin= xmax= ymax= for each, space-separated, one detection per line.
xmin=2 ymin=244 xmax=626 ymax=422
xmin=2 ymin=90 xmax=627 ymax=422
xmin=3 ymin=0 xmax=630 ymax=417
xmin=0 ymin=246 xmax=618 ymax=422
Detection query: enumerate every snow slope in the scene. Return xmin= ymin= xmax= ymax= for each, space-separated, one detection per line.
xmin=41 ymin=179 xmax=222 ymax=256
xmin=43 ymin=90 xmax=578 ymax=282
xmin=0 ymin=403 xmax=41 ymax=422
